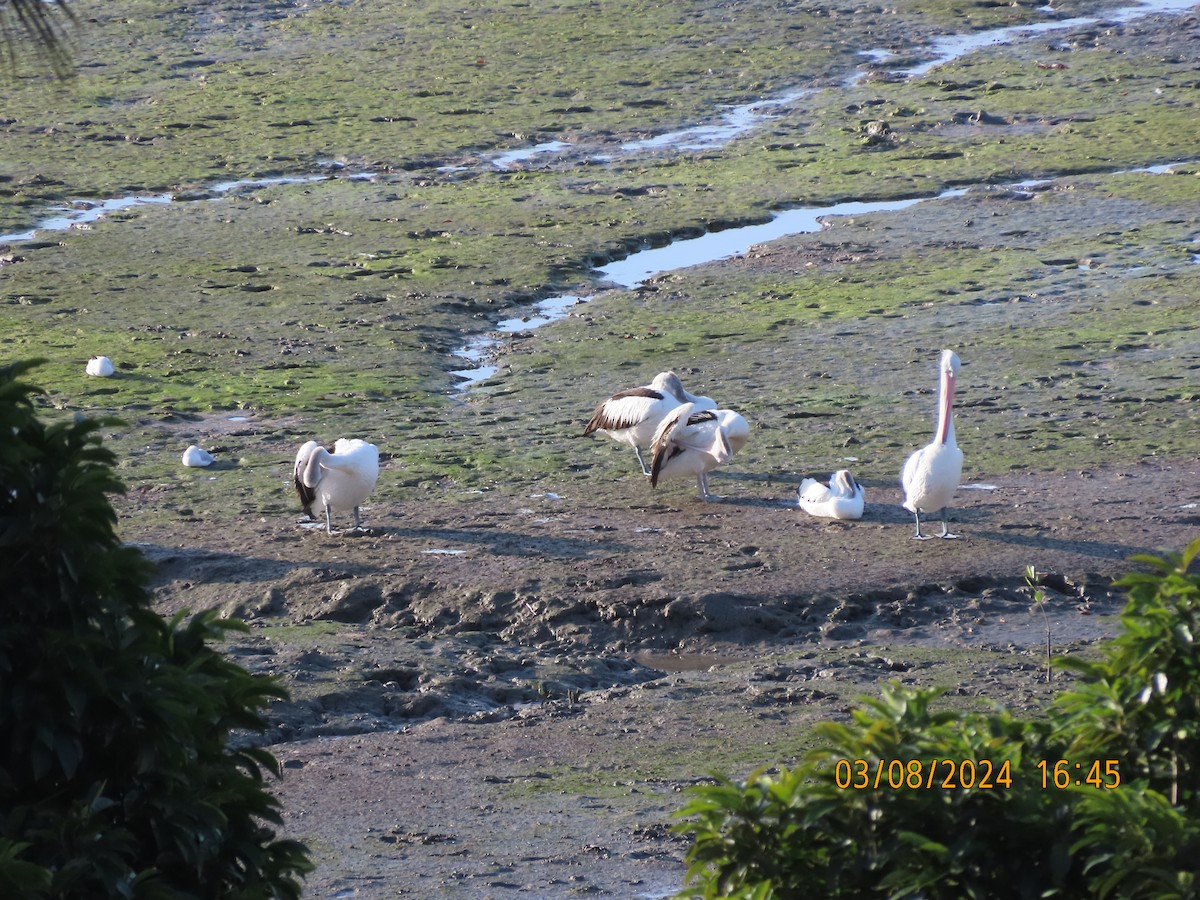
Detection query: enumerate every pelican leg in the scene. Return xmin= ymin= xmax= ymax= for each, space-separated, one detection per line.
xmin=352 ymin=506 xmax=363 ymax=531
xmin=634 ymin=446 xmax=651 ymax=477
xmin=938 ymin=508 xmax=960 ymax=540
xmin=698 ymin=472 xmax=721 ymax=502
xmin=912 ymin=509 xmax=931 ymax=540
xmin=324 ymin=503 xmax=334 ymax=535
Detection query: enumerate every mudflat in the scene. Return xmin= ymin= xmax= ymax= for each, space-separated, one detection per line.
xmin=3 ymin=0 xmax=1199 ymax=895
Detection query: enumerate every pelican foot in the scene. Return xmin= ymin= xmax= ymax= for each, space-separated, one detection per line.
xmin=937 ymin=509 xmax=959 ymax=539
xmin=912 ymin=533 xmax=933 ymax=541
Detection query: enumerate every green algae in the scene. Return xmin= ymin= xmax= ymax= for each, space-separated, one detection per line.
xmin=2 ymin=0 xmax=1198 ymax=508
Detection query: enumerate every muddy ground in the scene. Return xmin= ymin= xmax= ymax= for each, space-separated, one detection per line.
xmin=118 ymin=343 xmax=1199 ymax=899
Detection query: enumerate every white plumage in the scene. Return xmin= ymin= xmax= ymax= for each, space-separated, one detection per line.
xmin=798 ymin=470 xmax=865 ymax=520
xmin=86 ymin=356 xmax=114 ymax=377
xmin=294 ymin=438 xmax=380 ymax=534
xmin=649 ymin=403 xmax=749 ymax=501
xmin=900 ymin=349 xmax=964 ymax=539
xmin=181 ymin=445 xmax=214 ymax=467
xmin=584 ymin=371 xmax=715 ymax=475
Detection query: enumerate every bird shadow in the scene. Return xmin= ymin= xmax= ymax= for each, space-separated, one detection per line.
xmin=353 ymin=523 xmax=635 ymax=560
xmin=969 ymin=528 xmax=1155 ymax=563
xmin=134 ymin=543 xmax=311 ymax=585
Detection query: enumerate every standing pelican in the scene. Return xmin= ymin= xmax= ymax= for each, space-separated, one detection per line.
xmin=798 ymin=470 xmax=865 ymax=520
xmin=294 ymin=438 xmax=380 ymax=534
xmin=584 ymin=371 xmax=715 ymax=475
xmin=649 ymin=403 xmax=749 ymax=501
xmin=900 ymin=349 xmax=963 ymax=539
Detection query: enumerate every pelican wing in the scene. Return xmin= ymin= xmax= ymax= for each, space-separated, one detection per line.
xmin=798 ymin=477 xmax=833 ymax=505
xmin=649 ymin=407 xmax=728 ymax=485
xmin=672 ymin=410 xmax=722 ymax=453
xmin=584 ymin=386 xmax=667 ymax=435
xmin=648 ymin=403 xmax=694 ymax=486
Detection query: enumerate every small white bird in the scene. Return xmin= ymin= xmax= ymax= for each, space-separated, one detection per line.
xmin=649 ymin=403 xmax=749 ymax=501
xmin=798 ymin=470 xmax=865 ymax=520
xmin=584 ymin=371 xmax=716 ymax=475
xmin=293 ymin=438 xmax=380 ymax=534
xmin=900 ymin=349 xmax=964 ymax=539
xmin=181 ymin=445 xmax=214 ymax=467
xmin=86 ymin=356 xmax=114 ymax=377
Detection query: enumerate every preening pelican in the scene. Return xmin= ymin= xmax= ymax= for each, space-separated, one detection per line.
xmin=86 ymin=356 xmax=114 ymax=377
xmin=181 ymin=445 xmax=214 ymax=467
xmin=294 ymin=438 xmax=380 ymax=534
xmin=798 ymin=470 xmax=864 ymax=520
xmin=584 ymin=371 xmax=715 ymax=475
xmin=900 ymin=349 xmax=963 ymax=539
xmin=649 ymin=403 xmax=748 ymax=501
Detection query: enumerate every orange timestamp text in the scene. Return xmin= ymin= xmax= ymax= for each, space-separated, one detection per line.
xmin=832 ymin=758 xmax=1121 ymax=791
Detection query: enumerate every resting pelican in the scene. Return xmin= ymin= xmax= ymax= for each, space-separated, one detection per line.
xmin=900 ymin=349 xmax=963 ymax=539
xmin=584 ymin=371 xmax=715 ymax=475
xmin=86 ymin=356 xmax=114 ymax=377
xmin=181 ymin=445 xmax=214 ymax=467
xmin=294 ymin=438 xmax=380 ymax=534
xmin=798 ymin=470 xmax=864 ymax=520
xmin=649 ymin=403 xmax=748 ymax=501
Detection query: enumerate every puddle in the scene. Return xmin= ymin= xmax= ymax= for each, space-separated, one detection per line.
xmin=633 ymin=650 xmax=746 ymax=673
xmin=0 ymin=193 xmax=175 ymax=243
xmin=451 ymin=294 xmax=585 ymax=383
xmin=893 ymin=0 xmax=1200 ymax=78
xmin=451 ymin=159 xmax=1195 ymax=388
xmin=0 ymin=171 xmax=376 ymax=244
xmin=600 ymin=195 xmax=964 ymax=288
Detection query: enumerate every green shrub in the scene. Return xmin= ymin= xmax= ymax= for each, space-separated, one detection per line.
xmin=0 ymin=360 xmax=311 ymax=898
xmin=676 ymin=538 xmax=1200 ymax=899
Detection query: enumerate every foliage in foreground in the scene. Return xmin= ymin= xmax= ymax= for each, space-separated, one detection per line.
xmin=677 ymin=537 xmax=1200 ymax=899
xmin=0 ymin=360 xmax=311 ymax=898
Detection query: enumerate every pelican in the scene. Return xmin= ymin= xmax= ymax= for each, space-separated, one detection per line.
xmin=649 ymin=403 xmax=748 ymax=501
xmin=798 ymin=470 xmax=864 ymax=520
xmin=181 ymin=445 xmax=214 ymax=467
xmin=900 ymin=349 xmax=963 ymax=539
xmin=584 ymin=371 xmax=716 ymax=475
xmin=86 ymin=356 xmax=114 ymax=377
xmin=294 ymin=438 xmax=380 ymax=534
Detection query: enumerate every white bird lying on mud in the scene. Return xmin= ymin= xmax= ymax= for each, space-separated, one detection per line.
xmin=294 ymin=438 xmax=380 ymax=534
xmin=798 ymin=470 xmax=865 ymax=520
xmin=181 ymin=445 xmax=214 ymax=467
xmin=584 ymin=371 xmax=715 ymax=475
xmin=649 ymin=403 xmax=748 ymax=501
xmin=901 ymin=349 xmax=964 ymax=539
xmin=86 ymin=356 xmax=114 ymax=377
